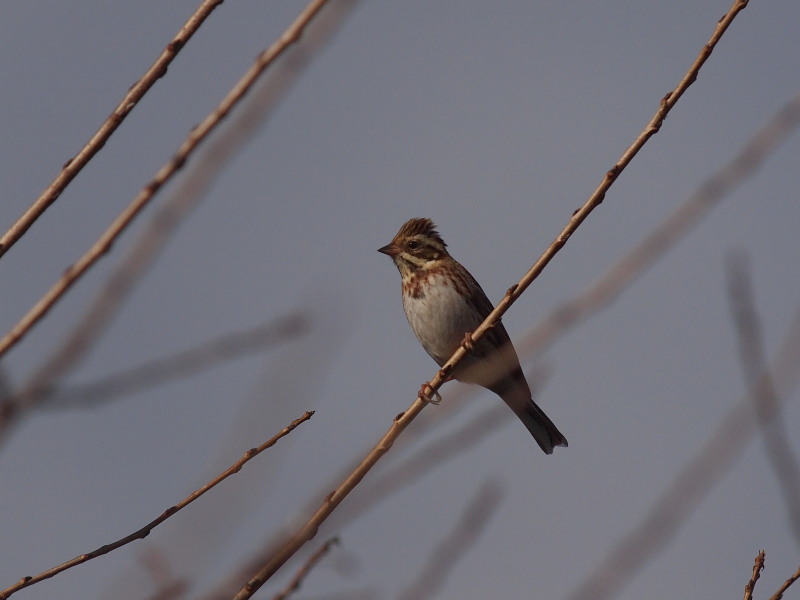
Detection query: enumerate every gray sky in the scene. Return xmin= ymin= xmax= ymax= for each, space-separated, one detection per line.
xmin=1 ymin=2 xmax=799 ymax=599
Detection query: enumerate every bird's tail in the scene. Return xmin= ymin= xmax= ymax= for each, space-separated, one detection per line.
xmin=496 ymin=376 xmax=568 ymax=454
xmin=516 ymin=398 xmax=568 ymax=454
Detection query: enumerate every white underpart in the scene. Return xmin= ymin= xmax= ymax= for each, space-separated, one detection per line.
xmin=402 ymin=272 xmax=482 ymax=365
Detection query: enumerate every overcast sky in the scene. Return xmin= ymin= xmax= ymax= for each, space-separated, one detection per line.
xmin=1 ymin=2 xmax=799 ymax=599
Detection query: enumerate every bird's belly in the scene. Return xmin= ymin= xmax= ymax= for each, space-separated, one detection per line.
xmin=402 ymin=274 xmax=482 ymax=366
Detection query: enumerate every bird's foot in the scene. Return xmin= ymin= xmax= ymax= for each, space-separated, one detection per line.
xmin=418 ymin=382 xmax=442 ymax=405
xmin=460 ymin=332 xmax=475 ymax=352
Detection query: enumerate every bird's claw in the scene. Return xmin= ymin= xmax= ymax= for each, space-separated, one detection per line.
xmin=438 ymin=366 xmax=453 ymax=382
xmin=419 ymin=382 xmax=442 ymax=405
xmin=461 ymin=332 xmax=475 ymax=352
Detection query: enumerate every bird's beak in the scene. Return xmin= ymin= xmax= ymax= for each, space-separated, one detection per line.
xmin=378 ymin=243 xmax=400 ymax=257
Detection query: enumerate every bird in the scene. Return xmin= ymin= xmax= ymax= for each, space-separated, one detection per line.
xmin=378 ymin=217 xmax=567 ymax=454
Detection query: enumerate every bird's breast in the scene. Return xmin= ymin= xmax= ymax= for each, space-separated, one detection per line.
xmin=402 ymin=272 xmax=482 ymax=365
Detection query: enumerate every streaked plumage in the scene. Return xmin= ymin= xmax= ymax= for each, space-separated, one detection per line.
xmin=379 ymin=218 xmax=567 ymax=454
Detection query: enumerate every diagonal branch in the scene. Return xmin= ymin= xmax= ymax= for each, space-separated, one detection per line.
xmin=41 ymin=312 xmax=308 ymax=410
xmin=0 ymin=0 xmax=226 ymax=259
xmin=727 ymin=254 xmax=800 ymax=547
xmin=230 ymin=2 xmax=751 ymax=598
xmin=430 ymin=0 xmax=751 ymax=392
xmin=0 ymin=0 xmax=334 ymax=361
xmin=516 ymin=89 xmax=800 ymax=362
xmin=0 ymin=412 xmax=313 ymax=600
xmin=769 ymin=563 xmax=800 ymax=600
xmin=0 ymin=0 xmax=346 ymax=446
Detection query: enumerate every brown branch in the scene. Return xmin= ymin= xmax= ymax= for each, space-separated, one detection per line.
xmin=727 ymin=254 xmax=800 ymax=546
xmin=0 ymin=0 xmax=346 ymax=446
xmin=193 ymin=403 xmax=515 ymax=600
xmin=401 ymin=0 xmax=752 ymax=428
xmin=40 ymin=312 xmax=308 ymax=410
xmin=272 ymin=537 xmax=339 ymax=600
xmin=769 ymin=563 xmax=800 ymax=600
xmin=516 ymin=89 xmax=800 ymax=363
xmin=0 ymin=0 xmax=334 ymax=361
xmin=0 ymin=412 xmax=313 ymax=600
xmin=0 ymin=0 xmax=226 ymax=259
xmin=231 ymin=398 xmax=430 ymax=600
xmin=744 ymin=551 xmax=766 ymax=600
xmin=229 ymin=3 xmax=751 ymax=598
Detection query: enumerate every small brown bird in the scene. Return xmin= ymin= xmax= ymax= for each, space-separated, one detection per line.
xmin=379 ymin=218 xmax=567 ymax=454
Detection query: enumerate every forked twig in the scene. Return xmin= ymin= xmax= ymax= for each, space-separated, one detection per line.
xmin=0 ymin=0 xmax=226 ymax=259
xmin=230 ymin=2 xmax=751 ymax=597
xmin=0 ymin=412 xmax=313 ymax=600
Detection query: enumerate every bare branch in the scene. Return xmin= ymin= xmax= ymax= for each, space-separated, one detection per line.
xmin=769 ymin=563 xmax=800 ymax=600
xmin=743 ymin=551 xmax=766 ymax=600
xmin=41 ymin=312 xmax=308 ymax=410
xmin=0 ymin=0 xmax=349 ymax=445
xmin=0 ymin=0 xmax=226 ymax=259
xmin=0 ymin=412 xmax=313 ymax=600
xmin=403 ymin=0 xmax=753 ymax=430
xmin=192 ymin=404 xmax=515 ymax=600
xmin=231 ymin=400 xmax=430 ymax=599
xmin=273 ymin=537 xmax=339 ymax=600
xmin=230 ymin=4 xmax=752 ymax=596
xmin=515 ymin=91 xmax=800 ymax=363
xmin=727 ymin=254 xmax=800 ymax=547
xmin=0 ymin=0 xmax=336 ymax=360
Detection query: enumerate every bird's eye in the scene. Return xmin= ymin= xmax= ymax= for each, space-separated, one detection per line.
xmin=407 ymin=240 xmax=420 ymax=250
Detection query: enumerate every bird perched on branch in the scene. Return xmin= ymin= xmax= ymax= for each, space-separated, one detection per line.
xmin=379 ymin=218 xmax=567 ymax=454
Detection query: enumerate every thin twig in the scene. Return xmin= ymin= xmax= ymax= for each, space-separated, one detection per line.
xmin=273 ymin=537 xmax=339 ymax=600
xmin=0 ymin=0 xmax=226 ymax=259
xmin=727 ymin=254 xmax=800 ymax=547
xmin=202 ymin=89 xmax=797 ymax=600
xmin=0 ymin=412 xmax=313 ymax=600
xmin=0 ymin=0 xmax=333 ymax=360
xmin=193 ymin=404 xmax=515 ymax=600
xmin=744 ymin=551 xmax=766 ymax=600
xmin=516 ymin=89 xmax=800 ymax=363
xmin=41 ymin=312 xmax=308 ymax=410
xmin=0 ymin=0 xmax=344 ymax=445
xmin=231 ymin=398 xmax=430 ymax=600
xmin=397 ymin=0 xmax=752 ymax=440
xmin=769 ymin=564 xmax=800 ymax=600
xmin=230 ymin=3 xmax=751 ymax=598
